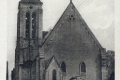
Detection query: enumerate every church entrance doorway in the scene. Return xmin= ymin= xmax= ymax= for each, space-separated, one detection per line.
xmin=52 ymin=69 xmax=57 ymax=80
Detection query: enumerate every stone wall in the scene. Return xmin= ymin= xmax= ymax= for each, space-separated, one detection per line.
xmin=43 ymin=5 xmax=102 ymax=80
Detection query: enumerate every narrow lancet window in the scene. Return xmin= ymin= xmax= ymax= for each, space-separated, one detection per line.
xmin=32 ymin=12 xmax=36 ymax=38
xmin=79 ymin=62 xmax=86 ymax=77
xmin=81 ymin=62 xmax=86 ymax=72
xmin=61 ymin=62 xmax=66 ymax=73
xmin=26 ymin=12 xmax=30 ymax=38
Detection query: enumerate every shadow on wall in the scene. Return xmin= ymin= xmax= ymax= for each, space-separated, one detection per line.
xmin=108 ymin=72 xmax=114 ymax=80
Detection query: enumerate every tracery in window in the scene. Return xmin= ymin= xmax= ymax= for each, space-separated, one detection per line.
xmin=68 ymin=14 xmax=75 ymax=21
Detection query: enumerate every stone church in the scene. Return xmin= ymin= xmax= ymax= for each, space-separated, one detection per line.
xmin=11 ymin=0 xmax=108 ymax=80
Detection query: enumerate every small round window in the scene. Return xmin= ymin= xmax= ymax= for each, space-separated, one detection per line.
xmin=68 ymin=14 xmax=75 ymax=21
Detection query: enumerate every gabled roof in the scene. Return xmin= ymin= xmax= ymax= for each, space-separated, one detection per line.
xmin=44 ymin=55 xmax=60 ymax=69
xmin=41 ymin=2 xmax=102 ymax=49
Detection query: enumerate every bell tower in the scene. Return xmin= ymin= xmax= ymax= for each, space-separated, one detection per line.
xmin=14 ymin=0 xmax=43 ymax=80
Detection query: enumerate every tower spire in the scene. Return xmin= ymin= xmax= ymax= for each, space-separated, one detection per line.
xmin=70 ymin=0 xmax=72 ymax=3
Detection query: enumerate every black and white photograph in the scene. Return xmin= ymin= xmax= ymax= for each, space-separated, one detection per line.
xmin=6 ymin=0 xmax=115 ymax=80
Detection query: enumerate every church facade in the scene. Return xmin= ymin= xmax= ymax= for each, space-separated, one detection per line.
xmin=11 ymin=0 xmax=108 ymax=80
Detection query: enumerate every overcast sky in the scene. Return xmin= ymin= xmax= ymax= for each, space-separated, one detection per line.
xmin=7 ymin=0 xmax=114 ymax=80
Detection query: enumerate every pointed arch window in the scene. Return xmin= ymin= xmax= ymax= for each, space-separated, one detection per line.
xmin=32 ymin=12 xmax=36 ymax=38
xmin=79 ymin=62 xmax=86 ymax=76
xmin=26 ymin=12 xmax=30 ymax=38
xmin=81 ymin=62 xmax=86 ymax=72
xmin=61 ymin=62 xmax=66 ymax=73
xmin=52 ymin=69 xmax=57 ymax=80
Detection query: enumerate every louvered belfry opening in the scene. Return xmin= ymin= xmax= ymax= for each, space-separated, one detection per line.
xmin=32 ymin=12 xmax=36 ymax=38
xmin=26 ymin=12 xmax=30 ymax=38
